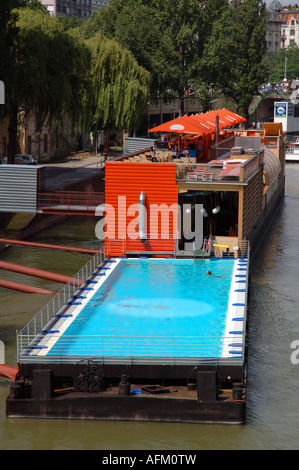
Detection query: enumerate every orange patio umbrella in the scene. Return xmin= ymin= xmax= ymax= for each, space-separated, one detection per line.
xmin=187 ymin=109 xmax=246 ymax=130
xmin=208 ymin=109 xmax=246 ymax=126
xmin=148 ymin=115 xmax=209 ymax=136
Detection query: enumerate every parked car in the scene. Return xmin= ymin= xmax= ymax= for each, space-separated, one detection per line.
xmin=14 ymin=154 xmax=37 ymax=165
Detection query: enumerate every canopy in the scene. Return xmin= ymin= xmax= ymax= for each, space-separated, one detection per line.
xmin=148 ymin=115 xmax=210 ymax=136
xmin=210 ymin=109 xmax=246 ymax=126
xmin=148 ymin=109 xmax=246 ymax=136
xmin=188 ymin=109 xmax=246 ymax=130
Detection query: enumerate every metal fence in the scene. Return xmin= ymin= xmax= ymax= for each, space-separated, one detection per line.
xmin=17 ymin=250 xmax=107 ymax=354
xmin=18 ymin=333 xmax=245 ymax=366
xmin=37 ymin=190 xmax=104 ymax=212
xmin=209 ymin=238 xmax=250 ymax=259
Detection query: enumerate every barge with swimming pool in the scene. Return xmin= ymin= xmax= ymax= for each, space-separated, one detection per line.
xmin=5 ymin=113 xmax=285 ymax=424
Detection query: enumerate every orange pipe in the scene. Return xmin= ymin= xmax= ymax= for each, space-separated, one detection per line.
xmin=0 ymin=261 xmax=82 ymax=285
xmin=0 ymin=238 xmax=99 ymax=254
xmin=0 ymin=279 xmax=57 ymax=295
xmin=0 ymin=364 xmax=19 ymax=381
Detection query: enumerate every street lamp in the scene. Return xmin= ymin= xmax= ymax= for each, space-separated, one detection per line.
xmin=283 ymin=49 xmax=287 ymax=81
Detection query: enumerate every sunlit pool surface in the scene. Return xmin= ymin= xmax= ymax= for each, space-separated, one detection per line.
xmin=46 ymin=258 xmax=236 ymax=358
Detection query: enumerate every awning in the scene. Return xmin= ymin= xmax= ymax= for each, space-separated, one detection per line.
xmin=212 ymin=109 xmax=246 ymax=126
xmin=148 ymin=109 xmax=246 ymax=136
xmin=148 ymin=116 xmax=209 ymax=135
xmin=188 ymin=109 xmax=246 ymax=130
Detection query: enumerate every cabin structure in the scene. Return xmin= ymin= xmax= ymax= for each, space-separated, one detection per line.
xmin=105 ymin=120 xmax=285 ymax=260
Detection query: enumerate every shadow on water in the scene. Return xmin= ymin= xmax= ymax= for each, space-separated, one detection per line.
xmin=1 ymin=167 xmax=299 ymax=449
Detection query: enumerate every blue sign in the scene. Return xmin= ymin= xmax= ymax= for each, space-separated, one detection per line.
xmin=275 ymin=102 xmax=287 ymax=117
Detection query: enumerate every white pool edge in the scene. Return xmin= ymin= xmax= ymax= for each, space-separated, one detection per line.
xmin=222 ymin=258 xmax=248 ymax=360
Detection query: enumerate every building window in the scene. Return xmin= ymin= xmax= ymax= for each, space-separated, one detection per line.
xmin=290 ymin=29 xmax=295 ymax=36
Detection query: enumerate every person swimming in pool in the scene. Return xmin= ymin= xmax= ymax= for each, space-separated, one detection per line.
xmin=206 ymin=270 xmax=213 ymax=275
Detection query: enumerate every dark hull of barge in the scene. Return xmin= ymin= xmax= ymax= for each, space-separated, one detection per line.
xmin=6 ymin=362 xmax=246 ymax=424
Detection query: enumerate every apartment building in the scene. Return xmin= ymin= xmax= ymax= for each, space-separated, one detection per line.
xmin=266 ymin=5 xmax=283 ymax=55
xmin=40 ymin=0 xmax=109 ymax=19
xmin=267 ymin=1 xmax=299 ymax=51
xmin=280 ymin=9 xmax=299 ymax=49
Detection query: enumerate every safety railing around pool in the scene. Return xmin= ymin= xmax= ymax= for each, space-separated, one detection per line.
xmin=17 ymin=250 xmax=107 ymax=345
xmin=209 ymin=238 xmax=250 ymax=259
xmin=17 ymin=334 xmax=245 ymax=366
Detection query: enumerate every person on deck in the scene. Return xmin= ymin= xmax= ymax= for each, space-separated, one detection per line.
xmin=196 ymin=137 xmax=204 ymax=162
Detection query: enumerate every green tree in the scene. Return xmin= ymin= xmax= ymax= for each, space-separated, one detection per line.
xmin=0 ymin=1 xmax=47 ymax=84
xmin=83 ymin=0 xmax=227 ymax=116
xmin=0 ymin=1 xmax=11 ymax=82
xmin=83 ymin=32 xmax=150 ymax=146
xmin=268 ymin=46 xmax=299 ymax=82
xmin=4 ymin=8 xmax=89 ymax=162
xmin=83 ymin=1 xmax=164 ymax=97
xmin=202 ymin=0 xmax=268 ymax=119
xmin=11 ymin=0 xmax=48 ymax=11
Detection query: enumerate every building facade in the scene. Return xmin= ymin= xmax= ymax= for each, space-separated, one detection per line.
xmin=266 ymin=7 xmax=283 ymax=54
xmin=40 ymin=0 xmax=109 ymax=19
xmin=280 ymin=10 xmax=299 ymax=49
xmin=267 ymin=0 xmax=299 ymax=51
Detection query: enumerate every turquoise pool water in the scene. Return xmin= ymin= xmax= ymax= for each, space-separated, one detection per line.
xmin=47 ymin=258 xmax=235 ymax=359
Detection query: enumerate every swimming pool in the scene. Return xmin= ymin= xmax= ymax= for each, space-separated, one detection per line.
xmin=30 ymin=257 xmax=247 ymax=362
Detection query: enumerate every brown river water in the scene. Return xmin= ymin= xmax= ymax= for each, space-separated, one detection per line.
xmin=1 ymin=165 xmax=299 ymax=450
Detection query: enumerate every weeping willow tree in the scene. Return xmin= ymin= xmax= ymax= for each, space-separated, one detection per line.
xmin=4 ymin=8 xmax=89 ymax=162
xmin=83 ymin=33 xmax=150 ymax=144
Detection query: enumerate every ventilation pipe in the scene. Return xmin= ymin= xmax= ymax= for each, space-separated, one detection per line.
xmin=138 ymin=191 xmax=147 ymax=243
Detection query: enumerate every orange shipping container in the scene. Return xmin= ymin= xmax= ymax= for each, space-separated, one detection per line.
xmin=104 ymin=162 xmax=178 ymax=256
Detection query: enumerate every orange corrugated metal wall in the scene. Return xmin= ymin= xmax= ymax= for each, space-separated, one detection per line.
xmin=104 ymin=162 xmax=178 ymax=256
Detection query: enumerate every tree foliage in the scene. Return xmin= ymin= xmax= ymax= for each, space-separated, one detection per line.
xmin=1 ymin=3 xmax=150 ymax=160
xmin=83 ymin=0 xmax=228 ymax=115
xmin=202 ymin=0 xmax=268 ymax=118
xmin=268 ymin=45 xmax=299 ymax=82
xmin=0 ymin=0 xmax=270 ymax=159
xmin=83 ymin=33 xmax=150 ymax=137
xmin=3 ymin=8 xmax=89 ymax=161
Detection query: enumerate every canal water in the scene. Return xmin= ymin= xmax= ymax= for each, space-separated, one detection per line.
xmin=0 ymin=165 xmax=299 ymax=450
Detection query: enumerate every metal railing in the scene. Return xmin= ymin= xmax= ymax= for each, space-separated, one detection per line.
xmin=17 ymin=250 xmax=107 ymax=355
xmin=18 ymin=334 xmax=245 ymax=366
xmin=107 ymin=236 xmax=249 ymax=259
xmin=209 ymin=238 xmax=250 ymax=259
xmin=37 ymin=190 xmax=104 ymax=212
